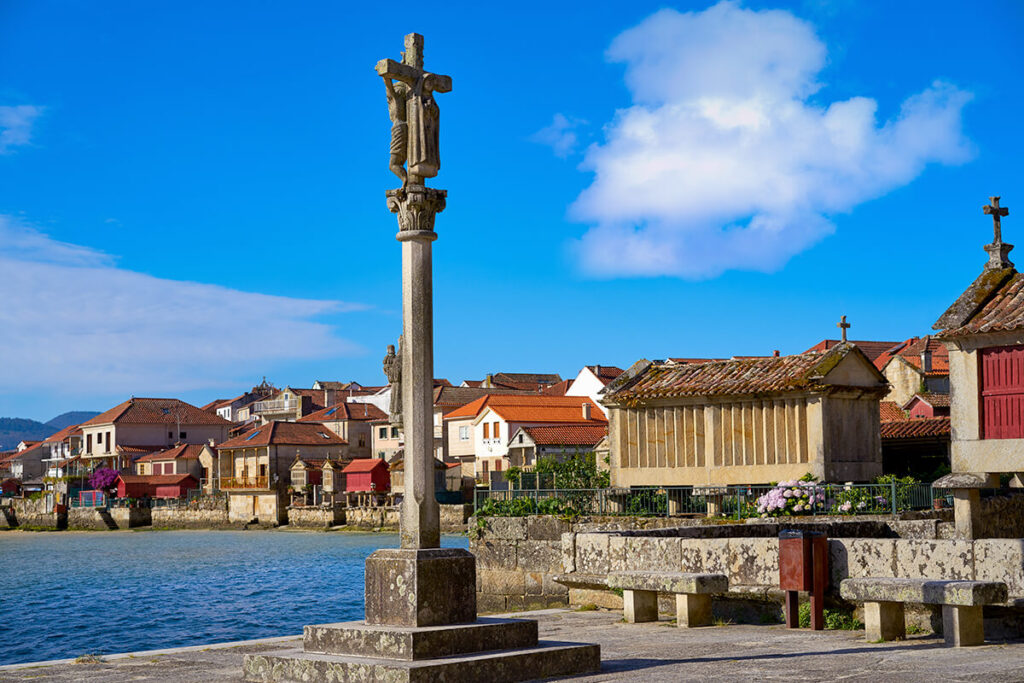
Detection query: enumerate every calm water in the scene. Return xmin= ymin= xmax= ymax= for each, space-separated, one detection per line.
xmin=0 ymin=530 xmax=468 ymax=665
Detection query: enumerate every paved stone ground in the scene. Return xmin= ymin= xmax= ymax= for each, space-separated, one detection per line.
xmin=4 ymin=608 xmax=1024 ymax=682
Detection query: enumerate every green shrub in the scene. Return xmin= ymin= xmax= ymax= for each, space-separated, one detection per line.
xmin=797 ymin=602 xmax=863 ymax=630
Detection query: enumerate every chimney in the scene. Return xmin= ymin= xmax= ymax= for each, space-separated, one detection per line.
xmin=208 ymin=438 xmax=215 ymax=447
xmin=921 ymin=345 xmax=933 ymax=373
xmin=582 ymin=402 xmax=592 ymax=420
xmin=773 ymin=350 xmax=780 ymax=357
xmin=485 ymin=374 xmax=493 ymax=388
xmin=595 ymin=364 xmax=601 ymax=376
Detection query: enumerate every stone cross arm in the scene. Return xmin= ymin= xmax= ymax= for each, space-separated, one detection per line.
xmin=375 ymin=58 xmax=452 ymax=93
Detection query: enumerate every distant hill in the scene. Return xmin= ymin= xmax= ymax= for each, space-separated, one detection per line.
xmin=0 ymin=418 xmax=56 ymax=451
xmin=46 ymin=411 xmax=100 ymax=430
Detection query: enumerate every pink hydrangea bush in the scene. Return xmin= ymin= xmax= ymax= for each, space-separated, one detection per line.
xmin=756 ymin=480 xmax=825 ymax=516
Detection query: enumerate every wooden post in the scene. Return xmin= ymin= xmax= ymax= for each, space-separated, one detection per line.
xmin=810 ymin=534 xmax=828 ymax=630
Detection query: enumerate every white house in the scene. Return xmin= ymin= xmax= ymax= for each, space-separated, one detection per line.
xmin=566 ymin=365 xmax=625 ymax=405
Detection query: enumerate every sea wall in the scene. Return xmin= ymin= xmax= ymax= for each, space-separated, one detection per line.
xmin=68 ymin=506 xmax=151 ymax=530
xmin=151 ymin=507 xmax=232 ymax=529
xmin=343 ymin=504 xmax=470 ymax=532
xmin=288 ymin=505 xmax=346 ymax=529
xmin=0 ymin=498 xmax=64 ymax=530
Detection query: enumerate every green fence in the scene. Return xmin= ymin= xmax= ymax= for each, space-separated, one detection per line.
xmin=474 ymin=482 xmax=935 ymax=518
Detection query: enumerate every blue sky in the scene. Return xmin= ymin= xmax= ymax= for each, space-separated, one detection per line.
xmin=1 ymin=0 xmax=1022 ymax=421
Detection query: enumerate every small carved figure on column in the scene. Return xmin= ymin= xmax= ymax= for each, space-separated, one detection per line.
xmin=382 ymin=338 xmax=403 ymax=429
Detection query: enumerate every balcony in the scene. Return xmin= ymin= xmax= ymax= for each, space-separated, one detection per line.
xmin=221 ymin=475 xmax=270 ymax=490
xmin=251 ymin=399 xmax=296 ymax=415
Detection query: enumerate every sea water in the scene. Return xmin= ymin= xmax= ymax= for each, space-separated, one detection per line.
xmin=0 ymin=530 xmax=468 ymax=665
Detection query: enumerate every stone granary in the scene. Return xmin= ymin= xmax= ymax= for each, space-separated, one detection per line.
xmin=933 ymin=196 xmax=1024 ymax=537
xmin=600 ymin=343 xmax=889 ymax=487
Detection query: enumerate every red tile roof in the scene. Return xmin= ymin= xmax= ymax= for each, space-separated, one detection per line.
xmin=907 ymin=392 xmax=951 ymax=409
xmin=298 ymin=401 xmax=388 ymax=423
xmin=431 ymin=386 xmax=535 ymax=408
xmin=586 ymin=365 xmax=625 ymax=385
xmin=81 ymin=398 xmax=232 ymax=427
xmin=445 ymin=395 xmax=607 ymax=423
xmin=115 ymin=445 xmax=163 ymax=456
xmin=42 ymin=424 xmax=82 ymax=444
xmin=668 ymin=358 xmax=726 ymax=365
xmin=607 ymin=345 xmax=883 ymax=402
xmin=135 ymin=444 xmax=205 ymax=462
xmin=342 ymin=458 xmax=388 ymax=473
xmin=875 ymin=337 xmax=950 ymax=374
xmin=492 ymin=372 xmax=562 ymax=385
xmin=520 ymin=424 xmax=608 ymax=447
xmin=217 ymin=421 xmax=347 ymax=449
xmin=539 ymin=379 xmax=572 ymax=396
xmin=880 ymin=417 xmax=951 ymax=439
xmin=804 ymin=339 xmax=900 ymax=363
xmin=879 ymin=401 xmax=906 ymax=422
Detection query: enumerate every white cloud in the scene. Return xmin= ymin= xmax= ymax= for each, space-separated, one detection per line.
xmin=0 ymin=105 xmax=44 ymax=154
xmin=0 ymin=215 xmax=366 ymax=394
xmin=531 ymin=113 xmax=584 ymax=158
xmin=570 ymin=2 xmax=973 ymax=279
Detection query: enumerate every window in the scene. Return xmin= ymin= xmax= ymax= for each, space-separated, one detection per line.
xmin=105 ymin=432 xmax=111 ymax=449
xmin=493 ymin=422 xmax=500 ymax=439
xmin=981 ymin=345 xmax=1024 ymax=439
xmin=379 ymin=427 xmax=387 ymax=439
xmin=168 ymin=431 xmax=174 ymax=439
xmin=518 ymin=434 xmax=524 ymax=444
xmin=482 ymin=460 xmax=489 ymax=474
xmin=358 ymin=434 xmax=366 ymax=447
xmin=495 ymin=460 xmax=502 ymax=472
xmin=391 ymin=427 xmax=399 ymax=438
xmin=483 ymin=423 xmax=490 ymax=439
xmin=86 ymin=434 xmax=92 ymax=453
xmin=259 ymin=463 xmax=267 ymax=477
xmin=459 ymin=426 xmax=469 ymax=441
xmin=179 ymin=431 xmax=187 ymax=439
xmin=202 ymin=467 xmax=209 ymax=480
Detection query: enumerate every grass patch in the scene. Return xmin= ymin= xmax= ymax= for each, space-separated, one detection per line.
xmin=797 ymin=602 xmax=863 ymax=630
xmin=713 ymin=617 xmax=735 ymax=627
xmin=575 ymin=603 xmax=599 ymax=612
xmin=906 ymin=623 xmax=927 ymax=635
xmin=74 ymin=654 xmax=104 ymax=664
xmin=609 ymin=587 xmax=624 ymax=597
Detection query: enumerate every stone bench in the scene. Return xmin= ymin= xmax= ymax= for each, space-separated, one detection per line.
xmin=840 ymin=577 xmax=1008 ymax=647
xmin=607 ymin=571 xmax=728 ymax=628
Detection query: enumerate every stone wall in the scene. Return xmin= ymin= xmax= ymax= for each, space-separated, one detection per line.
xmin=471 ymin=512 xmax=1022 ymax=617
xmin=288 ymin=505 xmax=345 ymax=529
xmin=68 ymin=506 xmax=151 ymax=530
xmin=0 ymin=498 xmax=64 ymax=529
xmin=151 ymin=507 xmax=232 ymax=529
xmin=345 ymin=506 xmax=400 ymax=530
xmin=440 ymin=503 xmax=472 ymax=532
xmin=979 ymin=495 xmax=1024 ymax=538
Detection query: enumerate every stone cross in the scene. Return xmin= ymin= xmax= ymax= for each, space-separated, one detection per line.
xmin=984 ymin=196 xmax=1010 ymax=244
xmin=837 ymin=315 xmax=850 ymax=343
xmin=378 ymin=33 xmax=452 ymax=550
xmin=377 ymin=33 xmax=452 ymax=187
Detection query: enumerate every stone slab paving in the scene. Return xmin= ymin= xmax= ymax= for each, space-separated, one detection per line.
xmin=6 ymin=609 xmax=1024 ymax=682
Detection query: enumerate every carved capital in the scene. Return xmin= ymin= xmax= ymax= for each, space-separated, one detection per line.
xmin=386 ymin=185 xmax=447 ymax=233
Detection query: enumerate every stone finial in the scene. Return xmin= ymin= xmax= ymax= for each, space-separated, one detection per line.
xmin=983 ymin=196 xmax=1013 ymax=270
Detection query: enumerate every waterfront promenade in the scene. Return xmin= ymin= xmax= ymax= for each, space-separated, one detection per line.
xmin=3 ymin=608 xmax=1024 ymax=682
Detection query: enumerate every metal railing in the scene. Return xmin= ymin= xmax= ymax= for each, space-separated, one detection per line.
xmin=220 ymin=475 xmax=269 ymax=490
xmin=251 ymin=399 xmax=295 ymax=414
xmin=474 ymin=482 xmax=935 ymax=518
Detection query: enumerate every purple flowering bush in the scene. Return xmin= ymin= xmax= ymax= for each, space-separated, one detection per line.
xmin=88 ymin=467 xmax=119 ymax=492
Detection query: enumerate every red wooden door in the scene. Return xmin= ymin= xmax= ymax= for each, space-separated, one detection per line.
xmin=980 ymin=345 xmax=1024 ymax=439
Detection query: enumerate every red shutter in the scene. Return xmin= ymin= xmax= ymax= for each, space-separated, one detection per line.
xmin=981 ymin=345 xmax=1024 ymax=439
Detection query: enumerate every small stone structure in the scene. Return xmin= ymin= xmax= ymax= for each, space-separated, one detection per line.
xmin=606 ymin=571 xmax=728 ymax=627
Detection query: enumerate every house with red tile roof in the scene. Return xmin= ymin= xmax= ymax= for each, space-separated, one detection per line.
xmin=443 ymin=395 xmax=607 ymax=481
xmin=461 ymin=372 xmax=560 ymax=392
xmin=217 ymin=421 xmax=347 ymax=525
xmin=79 ymin=398 xmax=232 ymax=472
xmin=298 ymin=401 xmax=387 ymax=460
xmin=566 ymin=365 xmax=626 ymax=405
xmin=803 ymin=339 xmax=901 ymax=364
xmin=506 ymin=424 xmax=609 ymax=469
xmin=871 ymin=336 xmax=950 ymax=406
xmin=601 ymin=344 xmax=889 ymax=487
xmin=903 ymin=393 xmax=951 ymax=420
xmin=134 ymin=443 xmax=208 ymax=481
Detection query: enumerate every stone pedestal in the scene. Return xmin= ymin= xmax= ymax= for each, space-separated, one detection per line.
xmin=934 ymin=472 xmax=998 ymax=540
xmin=623 ymin=589 xmax=658 ymax=623
xmin=864 ymin=601 xmax=905 ymax=642
xmin=365 ymin=548 xmax=475 ymax=627
xmin=943 ymin=605 xmax=985 ymax=647
xmin=676 ymin=593 xmax=712 ymax=627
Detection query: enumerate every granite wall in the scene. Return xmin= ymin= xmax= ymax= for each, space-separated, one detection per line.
xmin=288 ymin=505 xmax=346 ymax=529
xmin=67 ymin=506 xmax=151 ymax=530
xmin=0 ymin=498 xmax=64 ymax=529
xmin=151 ymin=507 xmax=232 ymax=529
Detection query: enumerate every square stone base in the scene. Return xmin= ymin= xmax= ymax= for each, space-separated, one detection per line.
xmin=243 ymin=641 xmax=601 ymax=682
xmin=365 ymin=547 xmax=476 ymax=627
xmin=303 ymin=618 xmax=538 ymax=660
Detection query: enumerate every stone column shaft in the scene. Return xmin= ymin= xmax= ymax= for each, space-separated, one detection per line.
xmin=398 ymin=228 xmax=440 ymax=549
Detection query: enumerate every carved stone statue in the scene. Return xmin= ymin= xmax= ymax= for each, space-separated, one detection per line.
xmin=377 ymin=33 xmax=451 ymax=187
xmin=382 ymin=338 xmax=403 ymax=427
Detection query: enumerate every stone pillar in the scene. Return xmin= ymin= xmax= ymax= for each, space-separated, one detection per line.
xmin=676 ymin=593 xmax=711 ymax=628
xmin=623 ymin=589 xmax=658 ymax=623
xmin=953 ymin=489 xmax=983 ymax=540
xmin=386 ymin=184 xmax=446 ymax=550
xmin=864 ymin=601 xmax=905 ymax=642
xmin=942 ymin=605 xmax=985 ymax=647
